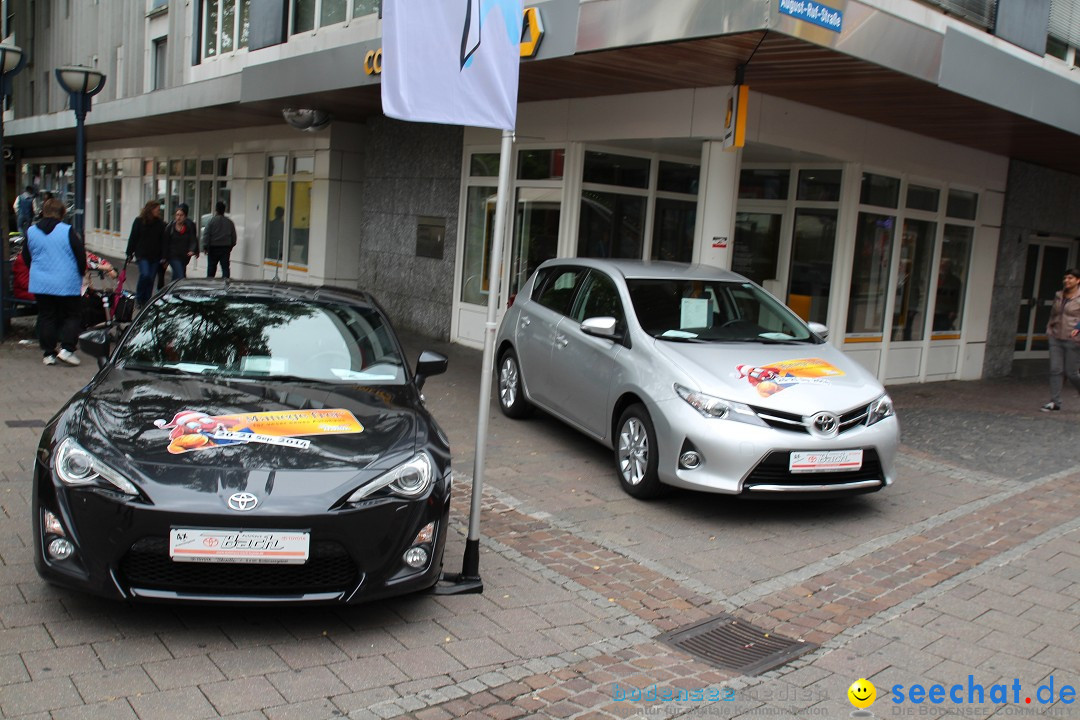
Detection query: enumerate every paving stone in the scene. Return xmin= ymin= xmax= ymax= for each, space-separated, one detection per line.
xmin=49 ymin=698 xmax=138 ymax=720
xmin=70 ymin=666 xmax=158 ymax=704
xmin=201 ymin=676 xmax=287 ymax=715
xmin=92 ymin=635 xmax=173 ymax=668
xmin=273 ymin=637 xmax=351 ymax=669
xmin=144 ymin=655 xmax=227 ymax=690
xmin=0 ymin=676 xmax=84 ymax=715
xmin=127 ymin=687 xmax=219 ymax=720
xmin=266 ymin=665 xmax=349 ymax=702
xmin=210 ymin=645 xmax=292 ymax=679
xmin=331 ymin=656 xmax=409 ymax=691
xmin=387 ymin=645 xmax=466 ymax=679
xmin=264 ymin=697 xmax=344 ymax=720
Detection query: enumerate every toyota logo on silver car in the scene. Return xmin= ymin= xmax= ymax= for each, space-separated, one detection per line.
xmin=809 ymin=412 xmax=840 ymax=438
xmin=227 ymin=492 xmax=259 ymax=511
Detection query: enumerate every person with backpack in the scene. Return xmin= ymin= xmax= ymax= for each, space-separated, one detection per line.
xmin=203 ymin=201 xmax=237 ymax=278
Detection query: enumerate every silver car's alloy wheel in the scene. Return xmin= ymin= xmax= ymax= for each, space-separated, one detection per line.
xmin=499 ymin=356 xmax=519 ymax=408
xmin=618 ymin=417 xmax=649 ymax=486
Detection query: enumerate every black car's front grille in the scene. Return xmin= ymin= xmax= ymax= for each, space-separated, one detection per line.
xmin=119 ymin=537 xmax=359 ymax=595
xmin=742 ymin=449 xmax=884 ymax=489
xmin=752 ymin=403 xmax=872 ymax=435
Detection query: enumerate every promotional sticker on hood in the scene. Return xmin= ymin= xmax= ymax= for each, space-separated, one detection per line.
xmin=154 ymin=409 xmax=365 ymax=454
xmin=736 ymin=358 xmax=845 ymax=398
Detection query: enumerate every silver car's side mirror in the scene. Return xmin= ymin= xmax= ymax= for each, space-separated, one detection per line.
xmin=808 ymin=321 xmax=829 ymax=340
xmin=581 ymin=316 xmax=618 ymax=339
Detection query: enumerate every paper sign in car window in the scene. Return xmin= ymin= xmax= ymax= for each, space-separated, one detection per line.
xmin=156 ymin=408 xmax=364 ymax=454
xmin=681 ymin=298 xmax=710 ymax=329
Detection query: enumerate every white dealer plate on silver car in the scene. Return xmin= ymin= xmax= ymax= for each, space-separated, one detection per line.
xmin=169 ymin=528 xmax=310 ymax=564
xmin=789 ymin=450 xmax=863 ymax=473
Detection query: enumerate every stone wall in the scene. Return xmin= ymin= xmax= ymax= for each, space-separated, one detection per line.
xmin=986 ymin=160 xmax=1080 ymax=377
xmin=355 ymin=118 xmax=463 ymax=340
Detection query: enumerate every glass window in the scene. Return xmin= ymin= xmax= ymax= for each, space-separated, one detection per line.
xmin=739 ymin=169 xmax=789 ymax=200
xmin=183 ymin=179 xmax=196 ymax=207
xmin=933 ymin=225 xmax=974 ymax=334
xmin=846 ymin=213 xmax=895 ymax=336
xmin=184 ymin=159 xmax=197 ymax=176
xmin=946 ymin=189 xmax=978 ymax=220
xmin=657 ymin=161 xmax=698 ymax=195
xmin=733 ymin=212 xmax=782 ymax=286
xmin=470 ymin=153 xmax=500 ymax=177
xmin=906 ymin=184 xmax=940 ymax=212
xmin=535 ymin=268 xmax=584 ymax=315
xmin=203 ymin=0 xmax=219 ymax=57
xmin=572 ymin=272 xmax=625 ymax=325
xmin=199 ymin=180 xmax=214 ymax=235
xmin=265 ymin=181 xmax=287 ymax=262
xmin=293 ymin=156 xmax=315 ymax=175
xmin=860 ymin=173 xmax=900 ymax=208
xmin=460 ymin=186 xmax=497 ymax=304
xmin=268 ymin=155 xmax=287 ymax=176
xmin=200 ymin=159 xmax=215 ymax=175
xmin=217 ymin=158 xmax=232 ymax=177
xmin=152 ymin=37 xmax=167 ymax=90
xmin=797 ymin=169 xmax=842 ymax=202
xmin=1047 ymin=35 xmax=1069 ymax=60
xmin=293 ymin=0 xmax=315 ymax=33
xmin=353 ymin=0 xmax=380 ymax=17
xmin=891 ymin=219 xmax=936 ymax=341
xmin=157 ymin=160 xmax=168 ymax=176
xmin=221 ymin=0 xmax=235 ymax=53
xmin=788 ymin=208 xmax=837 ymax=324
xmin=517 ymin=149 xmax=564 ymax=180
xmin=651 ymin=198 xmax=696 ymax=263
xmin=144 ymin=159 xmax=155 ymax=176
xmin=170 ymin=159 xmax=183 ymax=176
xmin=577 ymin=191 xmax=646 ymax=259
xmin=583 ymin=151 xmax=649 ymax=189
xmin=321 ymin=0 xmax=346 ymax=26
xmin=117 ymin=294 xmax=405 ymax=384
xmin=509 ymin=188 xmax=560 ymax=298
xmin=289 ymin=180 xmax=312 ymax=266
xmin=239 ymin=0 xmax=250 ymax=48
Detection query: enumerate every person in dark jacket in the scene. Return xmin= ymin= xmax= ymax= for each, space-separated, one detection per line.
xmin=203 ymin=201 xmax=238 ymax=278
xmin=126 ymin=200 xmax=166 ymax=306
xmin=163 ymin=203 xmax=199 ymax=283
xmin=22 ymin=198 xmax=86 ymax=366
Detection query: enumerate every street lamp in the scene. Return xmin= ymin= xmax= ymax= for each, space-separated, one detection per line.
xmin=0 ymin=43 xmax=26 ymax=342
xmin=55 ymin=65 xmax=106 ymax=237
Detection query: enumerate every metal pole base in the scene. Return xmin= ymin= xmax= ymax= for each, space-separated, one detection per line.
xmin=429 ymin=538 xmax=483 ymax=595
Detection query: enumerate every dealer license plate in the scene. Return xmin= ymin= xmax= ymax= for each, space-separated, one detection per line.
xmin=169 ymin=528 xmax=310 ymax=564
xmin=789 ymin=450 xmax=863 ymax=473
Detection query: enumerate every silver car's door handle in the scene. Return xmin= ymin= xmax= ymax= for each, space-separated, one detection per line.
xmin=555 ymin=334 xmax=569 ymax=348
xmin=520 ymin=316 xmax=531 ymax=328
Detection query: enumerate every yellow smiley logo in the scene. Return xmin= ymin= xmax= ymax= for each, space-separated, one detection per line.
xmin=848 ymin=678 xmax=876 ymax=709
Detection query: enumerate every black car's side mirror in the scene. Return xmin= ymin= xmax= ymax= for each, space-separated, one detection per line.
xmin=79 ymin=328 xmax=112 ymax=368
xmin=414 ymin=351 xmax=448 ymax=391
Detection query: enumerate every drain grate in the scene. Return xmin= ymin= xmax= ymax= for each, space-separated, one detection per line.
xmin=659 ymin=613 xmax=816 ymax=675
xmin=5 ymin=420 xmax=45 ymax=428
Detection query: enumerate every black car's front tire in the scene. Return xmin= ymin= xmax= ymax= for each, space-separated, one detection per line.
xmin=615 ymin=404 xmax=666 ymax=499
xmin=497 ymin=350 xmax=532 ymax=419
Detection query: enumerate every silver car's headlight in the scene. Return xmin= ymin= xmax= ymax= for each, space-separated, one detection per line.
xmin=54 ymin=438 xmax=139 ymax=496
xmin=867 ymin=393 xmax=895 ymax=426
xmin=347 ymin=453 xmax=434 ymax=503
xmin=675 ymin=385 xmax=767 ymax=427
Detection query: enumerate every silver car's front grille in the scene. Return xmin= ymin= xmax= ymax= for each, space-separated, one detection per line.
xmin=752 ymin=403 xmax=872 ymax=435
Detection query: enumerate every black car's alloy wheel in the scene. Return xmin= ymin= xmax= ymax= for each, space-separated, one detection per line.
xmin=616 ymin=404 xmax=665 ymax=498
xmin=498 ymin=350 xmax=532 ymax=418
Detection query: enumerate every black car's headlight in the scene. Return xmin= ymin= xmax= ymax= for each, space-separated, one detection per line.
xmin=347 ymin=453 xmax=434 ymax=503
xmin=867 ymin=393 xmax=895 ymax=426
xmin=53 ymin=438 xmax=139 ymax=496
xmin=675 ymin=384 xmax=767 ymax=427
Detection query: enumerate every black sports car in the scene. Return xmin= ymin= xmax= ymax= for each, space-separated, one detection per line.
xmin=32 ymin=279 xmax=451 ymax=604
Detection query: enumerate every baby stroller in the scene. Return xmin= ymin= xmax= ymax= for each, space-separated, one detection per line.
xmin=82 ymin=258 xmax=136 ymax=329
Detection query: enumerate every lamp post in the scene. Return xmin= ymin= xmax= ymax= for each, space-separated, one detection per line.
xmin=0 ymin=42 xmax=26 ymax=342
xmin=55 ymin=65 xmax=106 ymax=237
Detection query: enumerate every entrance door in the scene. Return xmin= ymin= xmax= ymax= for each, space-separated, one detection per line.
xmin=1015 ymin=238 xmax=1077 ymax=358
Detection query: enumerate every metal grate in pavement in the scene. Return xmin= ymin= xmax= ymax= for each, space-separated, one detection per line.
xmin=659 ymin=613 xmax=816 ymax=675
xmin=5 ymin=420 xmax=44 ymax=428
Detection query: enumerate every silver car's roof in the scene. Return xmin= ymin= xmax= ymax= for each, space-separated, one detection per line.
xmin=534 ymin=258 xmax=750 ymax=283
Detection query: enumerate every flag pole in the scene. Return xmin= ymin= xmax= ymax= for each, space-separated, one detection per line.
xmin=433 ymin=127 xmax=514 ymax=594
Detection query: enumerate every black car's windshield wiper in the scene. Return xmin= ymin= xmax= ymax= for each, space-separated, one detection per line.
xmin=121 ymin=362 xmax=199 ymax=375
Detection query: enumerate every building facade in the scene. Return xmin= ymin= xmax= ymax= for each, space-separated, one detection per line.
xmin=6 ymin=0 xmax=1080 ymax=381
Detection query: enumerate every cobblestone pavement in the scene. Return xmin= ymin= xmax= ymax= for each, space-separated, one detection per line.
xmin=1 ymin=314 xmax=1077 ymax=720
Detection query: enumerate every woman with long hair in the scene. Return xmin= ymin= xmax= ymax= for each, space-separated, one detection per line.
xmin=126 ymin=200 xmax=166 ymax=306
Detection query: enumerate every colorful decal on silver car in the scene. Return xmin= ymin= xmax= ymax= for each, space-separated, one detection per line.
xmin=736 ymin=358 xmax=845 ymax=397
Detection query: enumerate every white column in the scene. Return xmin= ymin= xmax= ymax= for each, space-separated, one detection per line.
xmin=693 ymin=141 xmax=741 ymax=268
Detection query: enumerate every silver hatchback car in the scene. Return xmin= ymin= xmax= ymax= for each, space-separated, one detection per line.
xmin=494 ymin=259 xmax=899 ymax=499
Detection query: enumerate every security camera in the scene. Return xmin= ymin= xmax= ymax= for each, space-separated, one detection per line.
xmin=282 ymin=108 xmax=331 ymax=132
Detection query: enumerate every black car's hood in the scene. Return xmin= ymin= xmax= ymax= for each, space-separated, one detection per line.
xmin=69 ymin=370 xmax=428 ymax=512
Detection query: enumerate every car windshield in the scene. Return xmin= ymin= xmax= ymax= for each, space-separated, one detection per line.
xmin=115 ymin=291 xmax=406 ymax=383
xmin=626 ymin=279 xmax=816 ymax=343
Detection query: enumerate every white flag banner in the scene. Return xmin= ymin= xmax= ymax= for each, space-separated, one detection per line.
xmin=382 ymin=0 xmax=525 ymax=130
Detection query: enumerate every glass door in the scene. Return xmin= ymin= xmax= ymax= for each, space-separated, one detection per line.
xmin=508 ymin=187 xmax=561 ymax=300
xmin=1016 ymin=239 xmax=1076 ymax=357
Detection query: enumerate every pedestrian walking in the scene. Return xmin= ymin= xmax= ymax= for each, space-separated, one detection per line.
xmin=204 ymin=201 xmax=237 ymax=278
xmin=126 ymin=200 xmax=166 ymax=307
xmin=21 ymin=198 xmax=86 ymax=366
xmin=13 ymin=185 xmax=34 ymax=236
xmin=1041 ymin=267 xmax=1080 ymax=411
xmin=163 ymin=203 xmax=199 ymax=281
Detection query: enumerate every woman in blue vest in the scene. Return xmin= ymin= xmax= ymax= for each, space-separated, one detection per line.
xmin=21 ymin=198 xmax=86 ymax=366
